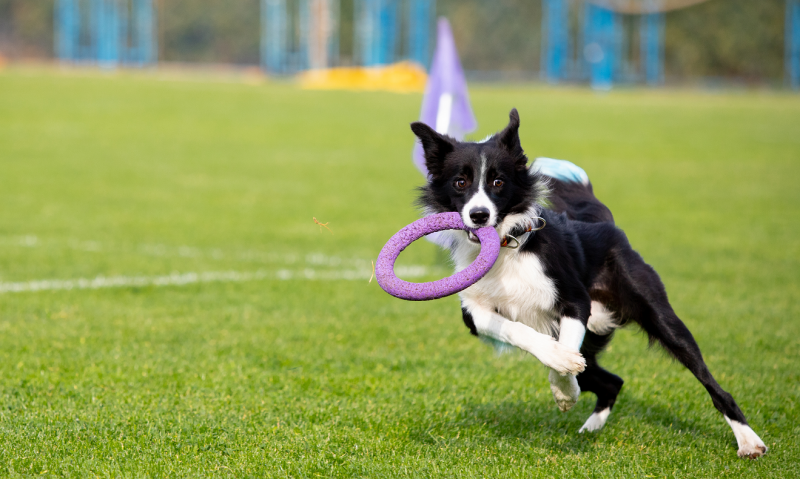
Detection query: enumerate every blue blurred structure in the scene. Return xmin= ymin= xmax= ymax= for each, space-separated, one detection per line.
xmin=583 ymin=3 xmax=620 ymax=90
xmin=541 ymin=0 xmax=666 ymax=89
xmin=788 ymin=0 xmax=800 ymax=90
xmin=356 ymin=0 xmax=398 ymax=66
xmin=640 ymin=1 xmax=664 ymax=85
xmin=262 ymin=0 xmax=288 ymax=73
xmin=541 ymin=0 xmax=570 ymax=83
xmin=261 ymin=0 xmax=433 ymax=73
xmin=261 ymin=0 xmax=341 ymax=73
xmin=407 ymin=0 xmax=435 ymax=67
xmin=55 ymin=0 xmax=156 ymax=67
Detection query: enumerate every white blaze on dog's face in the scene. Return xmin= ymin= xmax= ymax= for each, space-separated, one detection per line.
xmin=411 ymin=108 xmax=537 ymax=237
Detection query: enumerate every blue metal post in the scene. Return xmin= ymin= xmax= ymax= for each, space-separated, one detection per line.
xmin=640 ymin=10 xmax=664 ymax=84
xmin=94 ymin=0 xmax=120 ymax=68
xmin=357 ymin=0 xmax=397 ymax=66
xmin=298 ymin=0 xmax=311 ymax=70
xmin=357 ymin=0 xmax=375 ymax=65
xmin=541 ymin=0 xmax=570 ymax=83
xmin=377 ymin=0 xmax=397 ymax=65
xmin=119 ymin=0 xmax=130 ymax=62
xmin=262 ymin=0 xmax=288 ymax=73
xmin=132 ymin=0 xmax=156 ymax=64
xmin=55 ymin=0 xmax=80 ymax=62
xmin=583 ymin=2 xmax=620 ymax=90
xmin=407 ymin=0 xmax=433 ymax=68
xmin=787 ymin=0 xmax=800 ymax=90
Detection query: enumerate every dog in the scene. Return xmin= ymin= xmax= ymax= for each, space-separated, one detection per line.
xmin=410 ymin=108 xmax=767 ymax=459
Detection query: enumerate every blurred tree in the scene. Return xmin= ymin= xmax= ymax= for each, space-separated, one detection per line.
xmin=158 ymin=0 xmax=260 ymax=65
xmin=438 ymin=0 xmax=543 ymax=76
xmin=664 ymin=0 xmax=784 ymax=81
xmin=0 ymin=0 xmax=53 ymax=59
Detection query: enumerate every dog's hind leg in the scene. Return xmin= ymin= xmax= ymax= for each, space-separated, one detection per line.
xmin=610 ymin=242 xmax=767 ymax=458
xmin=576 ymin=329 xmax=624 ymax=432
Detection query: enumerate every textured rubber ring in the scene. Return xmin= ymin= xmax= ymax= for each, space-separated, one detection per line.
xmin=375 ymin=212 xmax=501 ymax=301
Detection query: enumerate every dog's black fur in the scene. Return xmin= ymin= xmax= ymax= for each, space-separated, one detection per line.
xmin=410 ymin=108 xmax=766 ymax=457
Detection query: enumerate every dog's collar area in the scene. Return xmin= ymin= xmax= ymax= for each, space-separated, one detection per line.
xmin=501 ymin=216 xmax=546 ymax=249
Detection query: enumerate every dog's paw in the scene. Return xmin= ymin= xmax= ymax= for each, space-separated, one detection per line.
xmin=726 ymin=417 xmax=767 ymax=459
xmin=738 ymin=443 xmax=767 ymax=460
xmin=579 ymin=408 xmax=611 ymax=433
xmin=735 ymin=428 xmax=767 ymax=459
xmin=549 ymin=370 xmax=580 ymax=412
xmin=543 ymin=341 xmax=586 ymax=376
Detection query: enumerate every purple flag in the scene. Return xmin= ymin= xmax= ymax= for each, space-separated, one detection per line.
xmin=412 ymin=17 xmax=478 ymax=176
xmin=413 ymin=18 xmax=477 ymax=248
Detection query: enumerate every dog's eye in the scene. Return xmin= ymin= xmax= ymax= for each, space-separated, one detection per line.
xmin=455 ymin=179 xmax=466 ymax=188
xmin=493 ymin=179 xmax=504 ymax=188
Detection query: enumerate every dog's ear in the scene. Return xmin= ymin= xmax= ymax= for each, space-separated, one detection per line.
xmin=411 ymin=122 xmax=454 ymax=177
xmin=497 ymin=108 xmax=528 ymax=171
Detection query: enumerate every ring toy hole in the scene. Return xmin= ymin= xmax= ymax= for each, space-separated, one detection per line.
xmin=375 ymin=212 xmax=501 ymax=301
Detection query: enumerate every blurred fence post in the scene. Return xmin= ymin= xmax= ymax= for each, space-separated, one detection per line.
xmin=357 ymin=0 xmax=397 ymax=66
xmin=640 ymin=0 xmax=664 ymax=85
xmin=262 ymin=0 xmax=288 ymax=73
xmin=407 ymin=0 xmax=434 ymax=68
xmin=541 ymin=0 xmax=570 ymax=83
xmin=583 ymin=2 xmax=620 ymax=90
xmin=94 ymin=0 xmax=120 ymax=68
xmin=132 ymin=0 xmax=156 ymax=65
xmin=55 ymin=0 xmax=80 ymax=62
xmin=788 ymin=0 xmax=800 ymax=90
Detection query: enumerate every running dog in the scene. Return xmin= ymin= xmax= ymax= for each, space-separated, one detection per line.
xmin=410 ymin=108 xmax=767 ymax=458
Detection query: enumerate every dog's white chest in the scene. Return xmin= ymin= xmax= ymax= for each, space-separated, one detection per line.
xmin=452 ymin=240 xmax=559 ymax=335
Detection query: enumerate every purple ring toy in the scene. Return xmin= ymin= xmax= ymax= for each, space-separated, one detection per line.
xmin=376 ymin=212 xmax=501 ymax=301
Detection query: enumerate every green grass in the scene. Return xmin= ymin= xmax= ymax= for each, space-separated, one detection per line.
xmin=0 ymin=67 xmax=799 ymax=477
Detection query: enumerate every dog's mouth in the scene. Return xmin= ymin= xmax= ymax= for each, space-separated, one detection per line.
xmin=466 ymin=231 xmax=481 ymax=244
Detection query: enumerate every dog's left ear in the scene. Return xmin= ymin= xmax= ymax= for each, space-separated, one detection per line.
xmin=497 ymin=108 xmax=528 ymax=171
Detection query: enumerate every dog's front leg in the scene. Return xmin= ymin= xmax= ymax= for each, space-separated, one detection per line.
xmin=463 ymin=302 xmax=586 ymax=375
xmin=549 ymin=317 xmax=586 ymax=412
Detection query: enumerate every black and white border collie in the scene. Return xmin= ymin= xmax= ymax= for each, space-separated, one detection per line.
xmin=411 ymin=108 xmax=767 ymax=459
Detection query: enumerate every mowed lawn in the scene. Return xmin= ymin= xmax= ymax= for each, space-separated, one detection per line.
xmin=0 ymin=67 xmax=799 ymax=478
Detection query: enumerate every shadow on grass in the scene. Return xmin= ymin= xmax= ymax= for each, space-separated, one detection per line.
xmin=406 ymin=390 xmax=714 ymax=455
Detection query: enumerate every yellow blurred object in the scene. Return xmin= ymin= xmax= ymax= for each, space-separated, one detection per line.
xmin=0 ymin=54 xmax=7 ymax=70
xmin=298 ymin=61 xmax=427 ymax=93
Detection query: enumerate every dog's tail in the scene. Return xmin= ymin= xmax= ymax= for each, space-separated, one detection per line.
xmin=532 ymin=157 xmax=614 ymax=224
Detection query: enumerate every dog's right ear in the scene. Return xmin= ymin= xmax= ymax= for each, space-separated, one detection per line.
xmin=411 ymin=122 xmax=454 ymax=177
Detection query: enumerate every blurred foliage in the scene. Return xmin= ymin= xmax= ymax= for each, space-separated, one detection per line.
xmin=664 ymin=0 xmax=785 ymax=80
xmin=0 ymin=0 xmax=790 ymax=81
xmin=438 ymin=0 xmax=543 ymax=76
xmin=157 ymin=0 xmax=260 ymax=64
xmin=0 ymin=0 xmax=53 ymax=59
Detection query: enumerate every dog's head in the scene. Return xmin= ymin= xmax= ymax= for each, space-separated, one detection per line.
xmin=413 ymin=108 xmax=544 ymax=238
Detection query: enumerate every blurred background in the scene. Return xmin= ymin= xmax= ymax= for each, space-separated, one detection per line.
xmin=0 ymin=0 xmax=797 ymax=88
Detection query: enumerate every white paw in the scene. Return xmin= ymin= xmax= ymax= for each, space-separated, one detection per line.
xmin=726 ymin=417 xmax=767 ymax=459
xmin=542 ymin=340 xmax=586 ymax=376
xmin=579 ymin=407 xmax=611 ymax=433
xmin=549 ymin=370 xmax=580 ymax=412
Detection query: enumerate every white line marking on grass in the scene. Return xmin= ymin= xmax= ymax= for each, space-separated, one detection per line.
xmin=0 ymin=266 xmax=436 ymax=294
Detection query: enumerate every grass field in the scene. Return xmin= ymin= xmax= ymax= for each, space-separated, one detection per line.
xmin=1 ymin=67 xmax=799 ymax=477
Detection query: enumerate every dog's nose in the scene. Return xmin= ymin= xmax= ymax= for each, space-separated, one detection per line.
xmin=469 ymin=207 xmax=490 ymax=226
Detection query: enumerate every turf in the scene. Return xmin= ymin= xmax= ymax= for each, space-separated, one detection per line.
xmin=0 ymin=67 xmax=798 ymax=478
